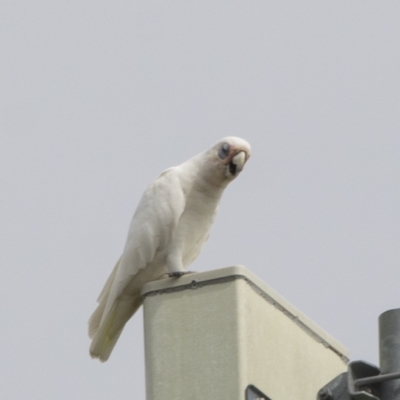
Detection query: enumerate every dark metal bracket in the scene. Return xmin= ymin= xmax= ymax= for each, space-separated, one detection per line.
xmin=317 ymin=308 xmax=400 ymax=400
xmin=317 ymin=360 xmax=400 ymax=400
xmin=245 ymin=384 xmax=272 ymax=400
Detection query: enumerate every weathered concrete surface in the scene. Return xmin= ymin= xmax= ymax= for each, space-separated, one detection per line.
xmin=142 ymin=266 xmax=348 ymax=400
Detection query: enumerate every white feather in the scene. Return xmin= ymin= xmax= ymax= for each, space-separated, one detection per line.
xmin=88 ymin=137 xmax=251 ymax=361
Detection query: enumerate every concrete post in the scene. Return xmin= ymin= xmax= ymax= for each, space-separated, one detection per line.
xmin=141 ymin=266 xmax=348 ymax=400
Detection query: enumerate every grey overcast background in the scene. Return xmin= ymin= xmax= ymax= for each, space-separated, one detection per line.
xmin=1 ymin=1 xmax=400 ymax=399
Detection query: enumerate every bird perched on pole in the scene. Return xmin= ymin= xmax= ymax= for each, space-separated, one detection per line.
xmin=88 ymin=137 xmax=251 ymax=362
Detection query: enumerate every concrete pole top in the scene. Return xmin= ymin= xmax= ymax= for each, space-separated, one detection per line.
xmin=141 ymin=265 xmax=348 ymax=362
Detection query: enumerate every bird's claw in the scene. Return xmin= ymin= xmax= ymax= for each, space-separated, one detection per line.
xmin=168 ymin=271 xmax=196 ymax=278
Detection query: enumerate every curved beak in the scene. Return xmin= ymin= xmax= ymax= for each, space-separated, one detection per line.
xmin=226 ymin=150 xmax=247 ymax=178
xmin=231 ymin=151 xmax=246 ymax=172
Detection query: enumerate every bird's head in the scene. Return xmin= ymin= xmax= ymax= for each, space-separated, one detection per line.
xmin=215 ymin=137 xmax=251 ymax=179
xmin=199 ymin=137 xmax=251 ymax=187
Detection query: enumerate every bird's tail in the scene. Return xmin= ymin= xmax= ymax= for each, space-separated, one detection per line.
xmin=88 ymin=258 xmax=142 ymax=362
xmin=89 ymin=294 xmax=142 ymax=362
xmin=88 ymin=259 xmax=120 ymax=340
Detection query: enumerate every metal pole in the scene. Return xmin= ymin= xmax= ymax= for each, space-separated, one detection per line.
xmin=379 ymin=308 xmax=400 ymax=400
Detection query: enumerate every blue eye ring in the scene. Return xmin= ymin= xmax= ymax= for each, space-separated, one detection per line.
xmin=218 ymin=143 xmax=230 ymax=159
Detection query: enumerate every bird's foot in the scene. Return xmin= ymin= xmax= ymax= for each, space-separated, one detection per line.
xmin=168 ymin=271 xmax=196 ymax=278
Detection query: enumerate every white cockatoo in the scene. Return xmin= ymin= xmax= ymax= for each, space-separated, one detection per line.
xmin=88 ymin=137 xmax=251 ymax=361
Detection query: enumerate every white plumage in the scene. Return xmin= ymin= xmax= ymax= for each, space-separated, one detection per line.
xmin=88 ymin=137 xmax=251 ymax=361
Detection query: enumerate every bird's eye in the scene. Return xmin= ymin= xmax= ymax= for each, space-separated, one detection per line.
xmin=218 ymin=143 xmax=230 ymax=159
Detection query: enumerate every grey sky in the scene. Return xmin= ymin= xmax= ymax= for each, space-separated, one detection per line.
xmin=1 ymin=1 xmax=400 ymax=398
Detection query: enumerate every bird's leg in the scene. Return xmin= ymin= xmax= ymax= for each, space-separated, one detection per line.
xmin=167 ymin=271 xmax=196 ymax=278
xmin=166 ymin=254 xmax=196 ymax=278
